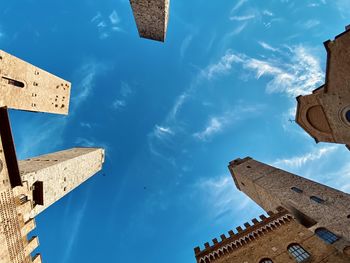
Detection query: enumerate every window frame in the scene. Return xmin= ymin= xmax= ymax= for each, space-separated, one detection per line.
xmin=291 ymin=187 xmax=303 ymax=194
xmin=310 ymin=195 xmax=325 ymax=204
xmin=288 ymin=243 xmax=311 ymax=262
xmin=315 ymin=228 xmax=339 ymax=244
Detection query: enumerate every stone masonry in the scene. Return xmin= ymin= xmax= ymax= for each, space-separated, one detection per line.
xmin=129 ymin=0 xmax=170 ymax=42
xmin=295 ymin=26 xmax=350 ymax=149
xmin=0 ymin=50 xmax=71 ymax=115
xmin=194 ymin=208 xmax=350 ymax=263
xmin=228 ymin=157 xmax=350 ymax=254
xmin=0 ymin=50 xmax=105 ymax=262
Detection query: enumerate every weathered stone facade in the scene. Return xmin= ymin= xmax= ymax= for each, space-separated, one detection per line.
xmin=228 ymin=157 xmax=350 ymax=254
xmin=0 ymin=50 xmax=71 ymax=115
xmin=295 ymin=26 xmax=350 ymax=149
xmin=0 ymin=50 xmax=105 ymax=262
xmin=194 ymin=208 xmax=350 ymax=263
xmin=129 ymin=0 xmax=170 ymax=42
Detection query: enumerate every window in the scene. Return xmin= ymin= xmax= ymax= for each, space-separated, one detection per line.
xmin=259 ymin=259 xmax=273 ymax=263
xmin=346 ymin=110 xmax=350 ymax=123
xmin=291 ymin=187 xmax=303 ymax=194
xmin=315 ymin=228 xmax=339 ymax=244
xmin=288 ymin=244 xmax=310 ymax=262
xmin=310 ymin=196 xmax=325 ymax=204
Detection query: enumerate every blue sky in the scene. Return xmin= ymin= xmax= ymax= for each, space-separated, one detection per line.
xmin=1 ymin=0 xmax=350 ymax=262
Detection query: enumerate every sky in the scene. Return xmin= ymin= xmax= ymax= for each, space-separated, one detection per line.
xmin=1 ymin=0 xmax=350 ymax=262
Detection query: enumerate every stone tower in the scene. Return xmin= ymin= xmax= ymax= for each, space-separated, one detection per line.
xmin=194 ymin=208 xmax=350 ymax=263
xmin=228 ymin=157 xmax=350 ymax=254
xmin=0 ymin=50 xmax=105 ymax=262
xmin=295 ymin=26 xmax=350 ymax=150
xmin=18 ymin=148 xmax=105 ymax=220
xmin=129 ymin=0 xmax=170 ymax=42
xmin=0 ymin=50 xmax=71 ymax=115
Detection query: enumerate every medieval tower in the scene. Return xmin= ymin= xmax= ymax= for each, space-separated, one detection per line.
xmin=194 ymin=157 xmax=350 ymax=262
xmin=129 ymin=0 xmax=170 ymax=42
xmin=0 ymin=50 xmax=105 ymax=262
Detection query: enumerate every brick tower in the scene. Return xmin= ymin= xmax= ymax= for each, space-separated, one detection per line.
xmin=295 ymin=26 xmax=350 ymax=149
xmin=129 ymin=0 xmax=170 ymax=42
xmin=0 ymin=51 xmax=105 ymax=262
xmin=228 ymin=157 xmax=350 ymax=254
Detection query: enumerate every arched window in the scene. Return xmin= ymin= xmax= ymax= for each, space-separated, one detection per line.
xmin=291 ymin=187 xmax=303 ymax=194
xmin=310 ymin=196 xmax=324 ymax=204
xmin=288 ymin=244 xmax=310 ymax=262
xmin=315 ymin=228 xmax=339 ymax=244
xmin=259 ymin=258 xmax=273 ymax=263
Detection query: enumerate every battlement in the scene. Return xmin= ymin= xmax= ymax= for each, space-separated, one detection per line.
xmin=194 ymin=207 xmax=293 ymax=263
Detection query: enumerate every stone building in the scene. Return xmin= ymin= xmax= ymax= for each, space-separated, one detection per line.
xmin=0 ymin=50 xmax=71 ymax=115
xmin=295 ymin=26 xmax=350 ymax=150
xmin=129 ymin=0 xmax=170 ymax=42
xmin=0 ymin=51 xmax=105 ymax=262
xmin=194 ymin=157 xmax=350 ymax=262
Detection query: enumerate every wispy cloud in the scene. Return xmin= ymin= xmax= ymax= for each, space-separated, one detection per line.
xmin=230 ymin=0 xmax=248 ymax=13
xmin=62 ymin=194 xmax=89 ymax=263
xmin=195 ymin=175 xmax=256 ymax=221
xmin=300 ymin=19 xmax=320 ymax=29
xmin=203 ymin=51 xmax=243 ymax=80
xmin=193 ymin=117 xmax=223 ymax=141
xmin=193 ymin=106 xmax=262 ymax=141
xmin=258 ymin=41 xmax=279 ymax=52
xmin=230 ymin=14 xmax=256 ymax=21
xmin=224 ymin=45 xmax=324 ymax=97
xmin=180 ymin=34 xmax=193 ymax=59
xmin=274 ymin=145 xmax=338 ymax=169
xmin=73 ymin=61 xmax=110 ymax=109
xmin=91 ymin=10 xmax=122 ymax=39
xmin=112 ymin=82 xmax=133 ymax=110
xmin=154 ymin=125 xmax=174 ymax=139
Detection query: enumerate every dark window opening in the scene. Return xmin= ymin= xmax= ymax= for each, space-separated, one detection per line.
xmin=346 ymin=110 xmax=350 ymax=123
xmin=19 ymin=194 xmax=28 ymax=205
xmin=2 ymin=77 xmax=25 ymax=88
xmin=310 ymin=196 xmax=325 ymax=204
xmin=315 ymin=228 xmax=339 ymax=244
xmin=33 ymin=181 xmax=44 ymax=206
xmin=241 ymin=182 xmax=245 ymax=186
xmin=288 ymin=244 xmax=310 ymax=262
xmin=291 ymin=187 xmax=303 ymax=194
xmin=347 ymin=215 xmax=350 ymax=219
xmin=260 ymin=259 xmax=273 ymax=263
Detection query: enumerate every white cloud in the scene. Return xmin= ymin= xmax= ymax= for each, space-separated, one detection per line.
xmin=258 ymin=41 xmax=279 ymax=52
xmin=73 ymin=61 xmax=110 ymax=108
xmin=195 ymin=175 xmax=257 ymax=221
xmin=302 ymin=19 xmax=320 ymax=29
xmin=112 ymin=99 xmax=126 ymax=109
xmin=262 ymin=10 xmax=274 ymax=16
xmin=62 ymin=194 xmax=89 ymax=263
xmin=230 ymin=14 xmax=256 ymax=21
xmin=230 ymin=0 xmax=248 ymax=13
xmin=274 ymin=145 xmax=338 ymax=169
xmin=91 ymin=10 xmax=122 ymax=39
xmin=80 ymin=122 xmax=92 ymax=129
xmin=227 ymin=46 xmax=324 ymax=97
xmin=112 ymin=82 xmax=133 ymax=110
xmin=204 ymin=50 xmax=243 ymax=80
xmin=193 ymin=117 xmax=223 ymax=141
xmin=109 ymin=10 xmax=120 ymax=25
xmin=193 ymin=106 xmax=262 ymax=141
xmin=154 ymin=125 xmax=174 ymax=139
xmin=180 ymin=34 xmax=193 ymax=59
